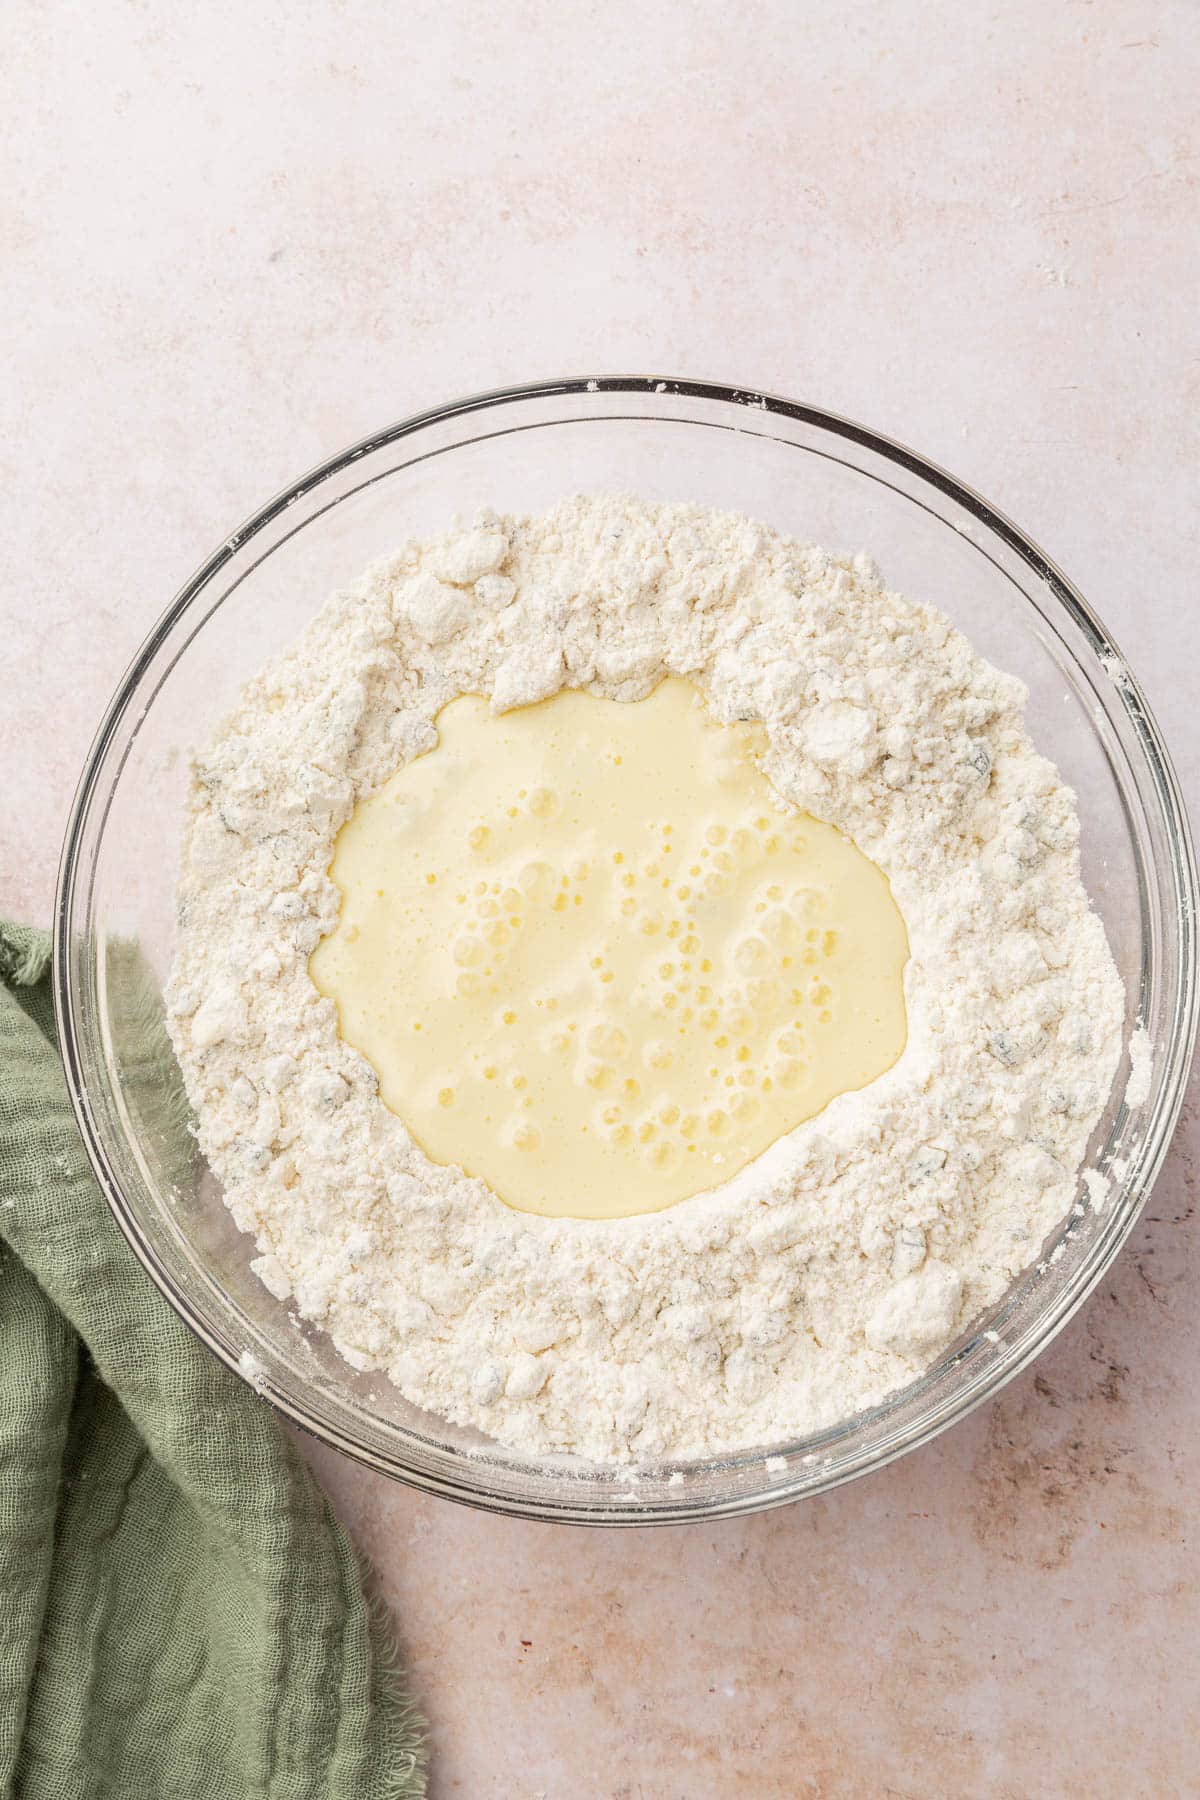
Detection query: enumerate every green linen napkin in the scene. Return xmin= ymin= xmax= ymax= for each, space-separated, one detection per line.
xmin=0 ymin=924 xmax=425 ymax=1800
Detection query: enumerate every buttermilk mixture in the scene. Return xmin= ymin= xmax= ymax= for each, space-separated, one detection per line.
xmin=166 ymin=496 xmax=1125 ymax=1463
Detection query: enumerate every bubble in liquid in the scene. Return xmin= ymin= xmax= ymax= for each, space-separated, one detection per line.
xmin=644 ymin=1040 xmax=673 ymax=1071
xmin=528 ymin=784 xmax=561 ymax=820
xmin=762 ymin=909 xmax=798 ymax=949
xmin=437 ymin=1087 xmax=454 ymax=1108
xmin=735 ymin=936 xmax=769 ymax=975
xmin=587 ymin=1023 xmax=629 ymax=1059
xmin=511 ymin=1122 xmax=541 ymax=1152
xmin=454 ymin=936 xmax=485 ymax=967
xmin=585 ymin=1062 xmax=614 ymax=1091
xmin=744 ymin=979 xmax=779 ymax=1013
xmin=518 ymin=860 xmax=551 ymax=895
xmin=468 ymin=825 xmax=490 ymax=851
xmin=706 ymin=1109 xmax=730 ymax=1136
xmin=775 ymin=1059 xmax=805 ymax=1089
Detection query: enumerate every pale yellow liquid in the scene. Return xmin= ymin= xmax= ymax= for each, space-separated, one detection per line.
xmin=310 ymin=679 xmax=908 ymax=1221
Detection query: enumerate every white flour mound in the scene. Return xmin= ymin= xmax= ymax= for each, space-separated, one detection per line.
xmin=167 ymin=496 xmax=1125 ymax=1463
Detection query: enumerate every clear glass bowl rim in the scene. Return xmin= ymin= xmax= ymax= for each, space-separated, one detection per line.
xmin=53 ymin=374 xmax=1199 ymax=1524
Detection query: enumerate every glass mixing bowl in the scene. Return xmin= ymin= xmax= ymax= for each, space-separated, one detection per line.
xmin=55 ymin=377 xmax=1197 ymax=1524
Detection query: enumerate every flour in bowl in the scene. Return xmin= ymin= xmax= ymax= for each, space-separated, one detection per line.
xmin=166 ymin=495 xmax=1125 ymax=1463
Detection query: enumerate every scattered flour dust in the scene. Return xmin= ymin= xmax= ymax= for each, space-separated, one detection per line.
xmin=167 ymin=495 xmax=1126 ymax=1464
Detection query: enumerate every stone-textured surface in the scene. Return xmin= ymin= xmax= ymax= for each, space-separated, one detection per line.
xmin=3 ymin=3 xmax=1197 ymax=1794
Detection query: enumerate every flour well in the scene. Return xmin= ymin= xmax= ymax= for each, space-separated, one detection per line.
xmin=167 ymin=495 xmax=1125 ymax=1463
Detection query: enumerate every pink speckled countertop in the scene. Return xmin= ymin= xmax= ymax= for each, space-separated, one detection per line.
xmin=4 ymin=4 xmax=1198 ymax=1794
